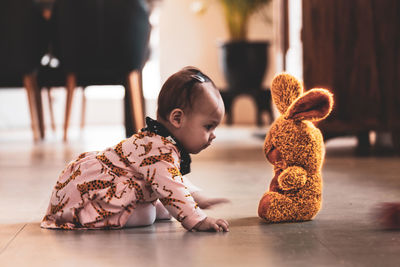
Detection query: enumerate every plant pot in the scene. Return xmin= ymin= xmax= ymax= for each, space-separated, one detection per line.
xmin=219 ymin=41 xmax=270 ymax=91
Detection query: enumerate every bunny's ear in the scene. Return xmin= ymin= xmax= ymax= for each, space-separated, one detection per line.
xmin=286 ymin=89 xmax=334 ymax=122
xmin=271 ymin=73 xmax=303 ymax=114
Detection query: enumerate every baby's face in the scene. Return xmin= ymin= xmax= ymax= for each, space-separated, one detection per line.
xmin=178 ymin=84 xmax=224 ymax=154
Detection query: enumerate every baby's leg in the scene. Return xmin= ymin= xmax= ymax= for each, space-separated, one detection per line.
xmin=125 ymin=203 xmax=156 ymax=227
xmin=155 ymin=200 xmax=172 ymax=220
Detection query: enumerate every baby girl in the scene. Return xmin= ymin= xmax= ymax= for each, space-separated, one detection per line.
xmin=41 ymin=67 xmax=229 ymax=232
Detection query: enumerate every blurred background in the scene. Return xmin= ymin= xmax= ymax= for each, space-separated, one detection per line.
xmin=0 ymin=0 xmax=275 ymax=137
xmin=1 ymin=0 xmax=399 ymax=155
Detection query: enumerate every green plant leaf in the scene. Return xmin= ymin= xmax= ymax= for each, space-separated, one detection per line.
xmin=218 ymin=0 xmax=272 ymax=40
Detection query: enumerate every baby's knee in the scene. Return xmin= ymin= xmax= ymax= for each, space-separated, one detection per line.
xmin=155 ymin=200 xmax=172 ymax=220
xmin=125 ymin=203 xmax=156 ymax=227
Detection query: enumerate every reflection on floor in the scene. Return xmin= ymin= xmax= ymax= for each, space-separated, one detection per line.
xmin=0 ymin=126 xmax=399 ymax=267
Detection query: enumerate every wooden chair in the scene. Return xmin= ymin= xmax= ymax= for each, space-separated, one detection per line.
xmin=0 ymin=0 xmax=48 ymax=141
xmin=49 ymin=0 xmax=151 ymax=141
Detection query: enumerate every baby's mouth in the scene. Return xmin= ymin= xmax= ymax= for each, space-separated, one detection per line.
xmin=203 ymin=142 xmax=212 ymax=149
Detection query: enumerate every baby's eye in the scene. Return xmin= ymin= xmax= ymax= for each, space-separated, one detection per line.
xmin=204 ymin=125 xmax=213 ymax=131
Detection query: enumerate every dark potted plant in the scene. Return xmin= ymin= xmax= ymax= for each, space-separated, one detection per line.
xmin=191 ymin=0 xmax=273 ymax=125
xmin=218 ymin=0 xmax=272 ymax=91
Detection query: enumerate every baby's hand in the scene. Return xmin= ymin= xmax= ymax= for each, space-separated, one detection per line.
xmin=193 ymin=217 xmax=229 ymax=232
xmin=192 ymin=192 xmax=230 ymax=209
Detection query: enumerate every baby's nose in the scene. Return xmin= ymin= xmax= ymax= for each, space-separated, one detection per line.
xmin=210 ymin=132 xmax=216 ymax=141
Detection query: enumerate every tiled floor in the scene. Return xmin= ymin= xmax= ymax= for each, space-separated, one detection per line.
xmin=0 ymin=126 xmax=399 ymax=267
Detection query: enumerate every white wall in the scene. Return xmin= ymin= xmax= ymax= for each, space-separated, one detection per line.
xmin=158 ymin=0 xmax=275 ymax=124
xmin=0 ymin=87 xmax=125 ymax=130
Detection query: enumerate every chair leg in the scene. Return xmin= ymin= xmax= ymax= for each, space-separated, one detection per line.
xmin=46 ymin=87 xmax=56 ymax=132
xmin=137 ymin=71 xmax=146 ymax=125
xmin=126 ymin=70 xmax=145 ymax=134
xmin=80 ymin=87 xmax=86 ymax=129
xmin=124 ymin=89 xmax=134 ymax=137
xmin=23 ymin=74 xmax=41 ymax=142
xmin=33 ymin=75 xmax=45 ymax=139
xmin=63 ymin=73 xmax=77 ymax=141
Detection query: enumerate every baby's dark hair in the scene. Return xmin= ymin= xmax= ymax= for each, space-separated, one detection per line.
xmin=157 ymin=66 xmax=217 ymax=121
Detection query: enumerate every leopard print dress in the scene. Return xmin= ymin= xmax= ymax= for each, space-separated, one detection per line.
xmin=41 ymin=131 xmax=206 ymax=230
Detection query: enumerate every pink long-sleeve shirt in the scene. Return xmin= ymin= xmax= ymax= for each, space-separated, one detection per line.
xmin=41 ymin=130 xmax=206 ymax=230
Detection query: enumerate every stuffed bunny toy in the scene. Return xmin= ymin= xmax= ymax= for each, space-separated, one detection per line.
xmin=258 ymin=73 xmax=334 ymax=223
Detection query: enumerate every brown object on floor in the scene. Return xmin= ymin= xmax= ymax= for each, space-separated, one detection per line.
xmin=375 ymin=202 xmax=400 ymax=230
xmin=258 ymin=73 xmax=334 ymax=223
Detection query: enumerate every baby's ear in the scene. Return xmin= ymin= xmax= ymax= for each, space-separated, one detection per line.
xmin=271 ymin=73 xmax=303 ymax=114
xmin=285 ymin=89 xmax=334 ymax=122
xmin=169 ymin=108 xmax=184 ymax=128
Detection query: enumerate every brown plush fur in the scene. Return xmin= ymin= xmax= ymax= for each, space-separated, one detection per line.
xmin=258 ymin=73 xmax=334 ymax=223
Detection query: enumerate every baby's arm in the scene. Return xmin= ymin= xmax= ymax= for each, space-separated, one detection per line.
xmin=140 ymin=145 xmax=216 ymax=231
xmin=191 ymin=191 xmax=230 ymax=209
xmin=184 ymin=177 xmax=230 ymax=209
xmin=278 ymin=166 xmax=307 ymax=190
xmin=153 ymin=176 xmax=205 ymax=230
xmin=183 ymin=178 xmax=229 ymax=232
